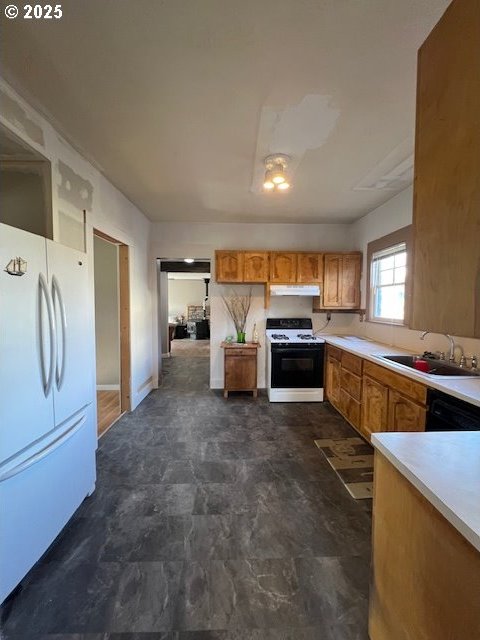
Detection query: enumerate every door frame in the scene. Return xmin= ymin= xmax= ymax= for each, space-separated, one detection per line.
xmin=93 ymin=228 xmax=131 ymax=413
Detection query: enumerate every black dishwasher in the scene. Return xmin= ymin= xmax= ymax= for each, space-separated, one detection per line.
xmin=426 ymin=389 xmax=480 ymax=431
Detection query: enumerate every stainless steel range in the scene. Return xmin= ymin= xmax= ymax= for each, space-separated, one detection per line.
xmin=266 ymin=318 xmax=325 ymax=402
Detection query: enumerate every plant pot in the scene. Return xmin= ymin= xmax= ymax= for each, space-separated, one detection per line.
xmin=236 ymin=331 xmax=246 ymax=344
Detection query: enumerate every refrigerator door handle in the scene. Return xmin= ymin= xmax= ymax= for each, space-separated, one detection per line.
xmin=39 ymin=273 xmax=56 ymax=398
xmin=52 ymin=275 xmax=67 ymax=391
xmin=0 ymin=414 xmax=87 ymax=483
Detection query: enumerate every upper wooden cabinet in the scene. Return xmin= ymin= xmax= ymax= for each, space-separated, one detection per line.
xmin=297 ymin=253 xmax=324 ymax=283
xmin=215 ymin=251 xmax=244 ymax=283
xmin=321 ymin=253 xmax=362 ymax=309
xmin=411 ymin=0 xmax=480 ymax=337
xmin=243 ymin=252 xmax=269 ymax=282
xmin=270 ymin=252 xmax=297 ymax=283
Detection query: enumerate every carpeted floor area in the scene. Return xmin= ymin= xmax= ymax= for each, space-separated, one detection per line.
xmin=1 ymin=355 xmax=371 ymax=639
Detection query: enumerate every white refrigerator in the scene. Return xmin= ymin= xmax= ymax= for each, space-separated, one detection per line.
xmin=0 ymin=223 xmax=96 ymax=603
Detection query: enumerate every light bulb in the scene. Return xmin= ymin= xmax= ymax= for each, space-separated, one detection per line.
xmin=184 ymin=258 xmax=195 ymax=263
xmin=263 ymin=180 xmax=275 ymax=190
xmin=277 ymin=182 xmax=290 ymax=190
xmin=271 ymin=163 xmax=286 ymax=184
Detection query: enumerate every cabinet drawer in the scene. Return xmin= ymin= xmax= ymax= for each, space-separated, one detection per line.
xmin=225 ymin=349 xmax=255 ymax=357
xmin=341 ymin=368 xmax=362 ymax=401
xmin=363 ymin=361 xmax=427 ymax=405
xmin=339 ymin=389 xmax=361 ymax=430
xmin=327 ymin=345 xmax=342 ymax=362
xmin=341 ymin=351 xmax=363 ymax=376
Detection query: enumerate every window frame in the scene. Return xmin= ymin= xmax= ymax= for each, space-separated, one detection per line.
xmin=366 ymin=226 xmax=412 ymax=326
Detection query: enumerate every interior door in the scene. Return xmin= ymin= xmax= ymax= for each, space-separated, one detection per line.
xmin=0 ymin=224 xmax=55 ymax=463
xmin=46 ymin=240 xmax=93 ymax=427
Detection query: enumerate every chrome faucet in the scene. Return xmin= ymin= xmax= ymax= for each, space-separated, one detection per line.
xmin=420 ymin=331 xmax=457 ymax=363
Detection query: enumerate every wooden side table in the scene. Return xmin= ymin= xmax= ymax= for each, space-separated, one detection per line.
xmin=221 ymin=342 xmax=260 ymax=398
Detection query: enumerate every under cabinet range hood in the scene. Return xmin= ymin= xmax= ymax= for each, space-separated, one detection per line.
xmin=269 ymin=284 xmax=320 ymax=297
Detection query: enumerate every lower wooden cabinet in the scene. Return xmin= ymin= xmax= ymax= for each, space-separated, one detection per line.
xmin=388 ymin=390 xmax=426 ymax=432
xmin=325 ymin=345 xmax=427 ymax=438
xmin=362 ymin=376 xmax=389 ymax=438
xmin=326 ymin=353 xmax=341 ymax=407
xmin=221 ymin=342 xmax=259 ymax=398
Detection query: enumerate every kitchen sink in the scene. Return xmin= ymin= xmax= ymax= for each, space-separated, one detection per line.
xmin=379 ymin=354 xmax=480 ymax=378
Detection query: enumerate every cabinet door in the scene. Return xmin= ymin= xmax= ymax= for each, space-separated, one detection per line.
xmin=339 ymin=389 xmax=361 ymax=431
xmin=411 ymin=0 xmax=480 ymax=338
xmin=362 ymin=376 xmax=389 ymax=439
xmin=243 ymin=252 xmax=269 ymax=282
xmin=225 ymin=354 xmax=256 ymax=390
xmin=270 ymin=252 xmax=297 ymax=283
xmin=297 ymin=253 xmax=323 ymax=283
xmin=388 ymin=391 xmax=426 ymax=432
xmin=326 ymin=354 xmax=341 ymax=408
xmin=215 ymin=251 xmax=244 ymax=283
xmin=323 ymin=255 xmax=342 ymax=307
xmin=341 ymin=254 xmax=361 ymax=308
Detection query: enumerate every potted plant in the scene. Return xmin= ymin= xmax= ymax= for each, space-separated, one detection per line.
xmin=222 ymin=288 xmax=252 ymax=344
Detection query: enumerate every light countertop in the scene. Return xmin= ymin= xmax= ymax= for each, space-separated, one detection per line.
xmin=322 ymin=335 xmax=480 ymax=408
xmin=371 ymin=431 xmax=480 ymax=552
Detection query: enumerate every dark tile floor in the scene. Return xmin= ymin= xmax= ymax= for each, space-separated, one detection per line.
xmin=0 ymin=356 xmax=372 ymax=640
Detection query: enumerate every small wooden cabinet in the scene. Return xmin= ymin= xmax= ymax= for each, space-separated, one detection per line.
xmin=388 ymin=390 xmax=427 ymax=432
xmin=297 ymin=252 xmax=323 ymax=283
xmin=269 ymin=252 xmax=297 ymax=283
xmin=322 ymin=253 xmax=362 ymax=309
xmin=243 ymin=252 xmax=269 ymax=282
xmin=221 ymin=342 xmax=259 ymax=398
xmin=216 ymin=251 xmax=244 ymax=282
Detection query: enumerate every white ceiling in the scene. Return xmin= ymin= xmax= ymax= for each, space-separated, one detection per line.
xmin=0 ymin=0 xmax=449 ymax=223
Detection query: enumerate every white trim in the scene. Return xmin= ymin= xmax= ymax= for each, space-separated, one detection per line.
xmin=267 ymin=387 xmax=324 ymax=403
xmin=96 ymin=384 xmax=120 ymax=391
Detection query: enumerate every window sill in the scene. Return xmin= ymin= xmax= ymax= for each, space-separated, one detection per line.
xmin=367 ymin=318 xmax=407 ymax=327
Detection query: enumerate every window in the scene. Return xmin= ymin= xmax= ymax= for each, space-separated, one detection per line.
xmin=366 ymin=226 xmax=412 ymax=325
xmin=371 ymin=243 xmax=407 ymax=322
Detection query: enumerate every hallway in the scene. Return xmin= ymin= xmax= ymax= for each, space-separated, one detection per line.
xmin=1 ymin=356 xmax=371 ymax=639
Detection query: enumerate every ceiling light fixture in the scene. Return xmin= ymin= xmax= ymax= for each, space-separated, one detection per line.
xmin=263 ymin=154 xmax=291 ymax=193
xmin=184 ymin=258 xmax=195 ymax=264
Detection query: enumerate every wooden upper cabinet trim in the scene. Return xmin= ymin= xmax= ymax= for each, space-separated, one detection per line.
xmin=269 ymin=252 xmax=298 ymax=283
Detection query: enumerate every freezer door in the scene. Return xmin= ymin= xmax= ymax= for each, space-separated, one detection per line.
xmin=0 ymin=403 xmax=96 ymax=603
xmin=46 ymin=240 xmax=94 ymax=426
xmin=0 ymin=224 xmax=55 ymax=464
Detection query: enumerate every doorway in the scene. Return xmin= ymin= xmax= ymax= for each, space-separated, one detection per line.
xmin=94 ymin=229 xmax=131 ymax=437
xmin=158 ymin=259 xmax=211 ymax=362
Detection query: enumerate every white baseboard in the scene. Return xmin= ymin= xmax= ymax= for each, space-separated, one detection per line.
xmin=96 ymin=384 xmax=120 ymax=391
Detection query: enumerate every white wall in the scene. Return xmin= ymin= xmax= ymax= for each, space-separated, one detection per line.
xmin=94 ymin=236 xmax=120 ymax=387
xmin=168 ymin=279 xmax=205 ymax=320
xmin=151 ymin=221 xmax=359 ymax=387
xmin=350 ymin=186 xmax=480 ymax=359
xmin=0 ymin=78 xmax=156 ymax=409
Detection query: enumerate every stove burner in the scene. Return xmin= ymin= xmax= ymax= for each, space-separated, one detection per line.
xmin=271 ymin=334 xmax=289 ymax=340
xmin=297 ymin=334 xmax=315 ymax=340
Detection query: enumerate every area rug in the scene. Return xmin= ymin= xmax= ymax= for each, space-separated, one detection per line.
xmin=314 ymin=437 xmax=374 ymax=499
xmin=170 ymin=339 xmax=210 ymax=357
